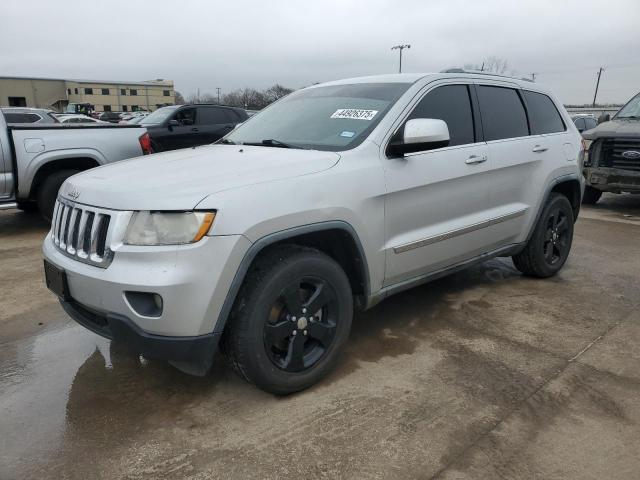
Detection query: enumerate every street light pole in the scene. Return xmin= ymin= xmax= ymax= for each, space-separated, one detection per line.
xmin=391 ymin=44 xmax=411 ymax=73
xmin=216 ymin=87 xmax=221 ymax=104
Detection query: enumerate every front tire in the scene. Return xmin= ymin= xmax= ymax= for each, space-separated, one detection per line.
xmin=512 ymin=193 xmax=574 ymax=278
xmin=222 ymin=245 xmax=353 ymax=395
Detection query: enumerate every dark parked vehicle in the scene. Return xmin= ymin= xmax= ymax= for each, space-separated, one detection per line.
xmin=581 ymin=91 xmax=640 ymax=204
xmin=99 ymin=111 xmax=122 ymax=123
xmin=140 ymin=104 xmax=248 ymax=151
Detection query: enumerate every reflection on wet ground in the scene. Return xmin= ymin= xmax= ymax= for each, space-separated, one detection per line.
xmin=1 ymin=194 xmax=640 ymax=479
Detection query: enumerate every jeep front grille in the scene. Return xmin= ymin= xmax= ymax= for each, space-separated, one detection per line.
xmin=51 ymin=199 xmax=115 ymax=267
xmin=600 ymin=138 xmax=640 ymax=171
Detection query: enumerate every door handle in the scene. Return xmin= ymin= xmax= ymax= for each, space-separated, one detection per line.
xmin=466 ymin=155 xmax=487 ymax=165
xmin=191 ymin=127 xmax=199 ymax=132
xmin=532 ymin=145 xmax=548 ymax=153
xmin=224 ymin=125 xmax=234 ymax=129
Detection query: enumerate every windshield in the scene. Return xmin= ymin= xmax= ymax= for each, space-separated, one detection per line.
xmin=615 ymin=92 xmax=640 ymax=119
xmin=224 ymin=83 xmax=411 ymax=151
xmin=141 ymin=106 xmax=178 ymax=125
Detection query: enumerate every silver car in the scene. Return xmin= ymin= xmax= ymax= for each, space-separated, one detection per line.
xmin=43 ymin=71 xmax=584 ymax=393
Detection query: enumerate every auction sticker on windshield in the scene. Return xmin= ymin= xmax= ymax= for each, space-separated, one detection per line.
xmin=331 ymin=109 xmax=378 ymax=120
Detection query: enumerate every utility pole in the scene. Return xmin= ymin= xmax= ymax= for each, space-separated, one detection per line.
xmin=216 ymin=87 xmax=221 ymax=104
xmin=592 ymin=67 xmax=604 ymax=107
xmin=391 ymin=44 xmax=411 ymax=73
xmin=197 ymin=88 xmax=200 ymax=103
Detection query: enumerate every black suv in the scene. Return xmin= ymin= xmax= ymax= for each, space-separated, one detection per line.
xmin=140 ymin=104 xmax=248 ymax=151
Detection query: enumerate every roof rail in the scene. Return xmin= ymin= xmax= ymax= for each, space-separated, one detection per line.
xmin=440 ymin=67 xmax=535 ymax=82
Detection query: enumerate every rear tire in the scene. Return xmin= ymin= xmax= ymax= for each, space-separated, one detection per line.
xmin=582 ymin=185 xmax=602 ymax=205
xmin=512 ymin=193 xmax=574 ymax=278
xmin=221 ymin=245 xmax=353 ymax=395
xmin=36 ymin=169 xmax=79 ymax=222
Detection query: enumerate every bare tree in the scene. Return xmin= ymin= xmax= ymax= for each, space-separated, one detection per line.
xmin=199 ymin=93 xmax=217 ymax=104
xmin=464 ymin=56 xmax=510 ymax=74
xmin=264 ymin=84 xmax=293 ymax=103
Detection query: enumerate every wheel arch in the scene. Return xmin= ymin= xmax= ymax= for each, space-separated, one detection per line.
xmin=28 ymin=156 xmax=100 ymax=199
xmin=213 ymin=221 xmax=371 ymax=335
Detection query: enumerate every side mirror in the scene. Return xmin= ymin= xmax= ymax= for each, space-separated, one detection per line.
xmin=388 ymin=118 xmax=450 ymax=156
xmin=169 ymin=119 xmax=180 ymax=127
xmin=597 ymin=113 xmax=610 ymax=125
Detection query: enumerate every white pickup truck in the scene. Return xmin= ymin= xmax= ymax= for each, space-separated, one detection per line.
xmin=0 ymin=111 xmax=152 ymax=219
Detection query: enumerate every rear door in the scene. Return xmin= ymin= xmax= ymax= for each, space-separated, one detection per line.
xmin=477 ymin=84 xmax=566 ymax=245
xmin=195 ymin=107 xmax=237 ymax=144
xmin=383 ymin=82 xmax=493 ymax=286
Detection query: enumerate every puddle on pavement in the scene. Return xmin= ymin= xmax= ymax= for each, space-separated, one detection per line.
xmin=0 ymin=322 xmax=221 ymax=477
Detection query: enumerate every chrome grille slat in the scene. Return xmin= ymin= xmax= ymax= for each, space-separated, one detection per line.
xmin=50 ymin=198 xmax=116 ymax=268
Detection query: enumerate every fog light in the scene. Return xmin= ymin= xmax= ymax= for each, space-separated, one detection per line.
xmin=124 ymin=291 xmax=163 ymax=317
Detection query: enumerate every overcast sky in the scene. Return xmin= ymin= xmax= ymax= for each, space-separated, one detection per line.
xmin=1 ymin=0 xmax=639 ymax=104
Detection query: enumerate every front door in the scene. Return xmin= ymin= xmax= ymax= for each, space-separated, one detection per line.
xmin=166 ymin=107 xmax=198 ymax=150
xmin=383 ymin=83 xmax=494 ymax=286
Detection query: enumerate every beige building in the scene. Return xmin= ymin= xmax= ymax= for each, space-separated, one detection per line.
xmin=0 ymin=76 xmax=176 ymax=113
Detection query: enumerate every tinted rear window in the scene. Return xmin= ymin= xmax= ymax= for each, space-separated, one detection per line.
xmin=523 ymin=91 xmax=565 ymax=134
xmin=408 ymin=85 xmax=475 ymax=146
xmin=477 ymin=86 xmax=529 ymax=141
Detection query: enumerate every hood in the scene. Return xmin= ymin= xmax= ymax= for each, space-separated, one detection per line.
xmin=61 ymin=145 xmax=340 ymax=210
xmin=583 ymin=118 xmax=640 ymax=140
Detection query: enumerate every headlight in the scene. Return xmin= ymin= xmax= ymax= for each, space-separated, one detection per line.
xmin=124 ymin=211 xmax=216 ymax=245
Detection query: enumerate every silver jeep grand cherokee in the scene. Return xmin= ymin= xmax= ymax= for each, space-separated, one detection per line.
xmin=43 ymin=71 xmax=584 ymax=394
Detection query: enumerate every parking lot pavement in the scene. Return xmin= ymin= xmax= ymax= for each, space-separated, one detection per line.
xmin=1 ymin=194 xmax=639 ymax=480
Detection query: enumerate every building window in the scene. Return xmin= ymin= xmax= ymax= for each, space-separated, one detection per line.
xmin=122 ymin=105 xmax=128 ymax=112
xmin=132 ymin=105 xmax=139 ymax=111
xmin=163 ymin=90 xmax=171 ymax=97
xmin=130 ymin=89 xmax=138 ymax=96
xmin=101 ymin=88 xmax=110 ymax=95
xmin=85 ymin=88 xmax=93 ymax=95
xmin=74 ymin=88 xmax=78 ymax=94
xmin=67 ymin=88 xmax=71 ymax=95
xmin=120 ymin=89 xmax=126 ymax=95
xmin=103 ymin=105 xmax=111 ymax=112
xmin=8 ymin=96 xmax=27 ymax=107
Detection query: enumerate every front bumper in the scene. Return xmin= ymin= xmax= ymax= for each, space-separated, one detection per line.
xmin=60 ymin=299 xmax=221 ymax=364
xmin=584 ymin=167 xmax=640 ymax=193
xmin=43 ymin=232 xmax=250 ymax=340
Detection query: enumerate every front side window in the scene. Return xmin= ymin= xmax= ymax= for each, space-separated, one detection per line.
xmin=225 ymin=83 xmax=410 ymax=151
xmin=174 ymin=108 xmax=197 ymax=125
xmin=477 ymin=86 xmax=529 ymax=141
xmin=407 ymin=84 xmax=475 ymax=146
xmin=523 ymin=90 xmax=565 ymax=134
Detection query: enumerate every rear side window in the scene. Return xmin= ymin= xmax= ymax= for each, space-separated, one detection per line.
xmin=574 ymin=118 xmax=586 ymax=131
xmin=584 ymin=117 xmax=597 ymax=130
xmin=477 ymin=86 xmax=529 ymax=141
xmin=523 ymin=91 xmax=565 ymax=134
xmin=3 ymin=113 xmax=41 ymax=123
xmin=198 ymin=107 xmax=234 ymax=124
xmin=408 ymin=85 xmax=475 ymax=146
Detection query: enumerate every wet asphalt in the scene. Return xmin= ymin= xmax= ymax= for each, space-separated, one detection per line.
xmin=1 ymin=194 xmax=639 ymax=480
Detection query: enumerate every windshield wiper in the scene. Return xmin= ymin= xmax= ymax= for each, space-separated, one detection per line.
xmin=618 ymin=115 xmax=640 ymax=119
xmin=242 ymin=139 xmax=308 ymax=149
xmin=217 ymin=138 xmax=236 ymax=145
